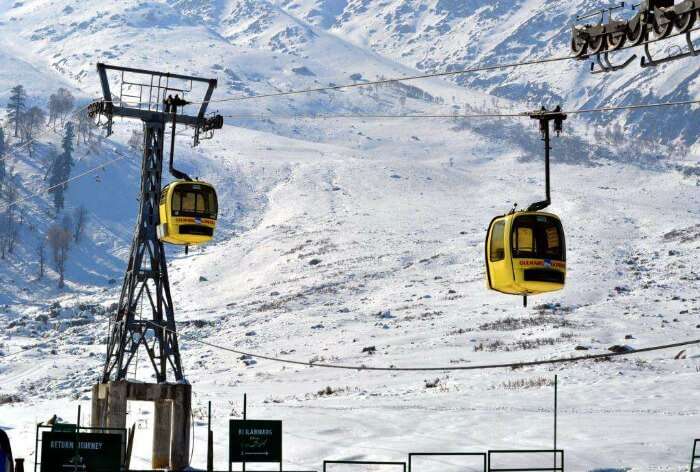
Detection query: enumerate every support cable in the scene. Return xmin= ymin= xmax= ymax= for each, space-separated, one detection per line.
xmin=189 ymin=55 xmax=575 ymax=105
xmin=2 ymin=96 xmax=699 ymax=213
xmin=147 ymin=320 xmax=700 ymax=372
xmin=0 ymin=102 xmax=94 ymax=165
xmin=187 ymin=24 xmax=700 ymax=106
xmin=219 ymin=97 xmax=700 ymax=121
xmin=0 ymin=150 xmax=131 ymax=212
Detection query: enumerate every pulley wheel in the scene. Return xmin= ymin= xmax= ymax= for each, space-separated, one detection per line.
xmin=627 ymin=18 xmax=648 ymax=45
xmin=674 ymin=10 xmax=696 ymax=33
xmin=571 ymin=34 xmax=588 ymax=57
xmin=653 ymin=19 xmax=674 ymax=38
xmin=607 ymin=31 xmax=627 ymax=50
xmin=587 ymin=34 xmax=606 ymax=55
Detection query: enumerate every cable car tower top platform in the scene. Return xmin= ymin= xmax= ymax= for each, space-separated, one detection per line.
xmin=89 ymin=63 xmax=223 ymax=384
xmin=90 ymin=63 xmax=223 ymax=145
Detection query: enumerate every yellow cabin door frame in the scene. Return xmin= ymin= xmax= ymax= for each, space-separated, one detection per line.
xmin=485 ymin=215 xmax=516 ymax=295
xmin=486 ymin=212 xmax=566 ymax=297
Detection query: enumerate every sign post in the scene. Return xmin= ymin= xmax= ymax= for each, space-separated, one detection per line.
xmin=35 ymin=425 xmax=125 ymax=472
xmin=229 ymin=417 xmax=283 ymax=472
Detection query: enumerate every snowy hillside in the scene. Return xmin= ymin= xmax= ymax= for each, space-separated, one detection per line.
xmin=277 ymin=0 xmax=700 ymax=144
xmin=0 ymin=1 xmax=699 ymax=471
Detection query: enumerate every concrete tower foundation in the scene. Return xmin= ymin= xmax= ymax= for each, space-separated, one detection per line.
xmin=91 ymin=381 xmax=191 ymax=470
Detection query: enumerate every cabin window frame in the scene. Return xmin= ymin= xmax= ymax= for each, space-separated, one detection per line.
xmin=170 ymin=184 xmax=218 ymax=220
xmin=489 ymin=220 xmax=506 ymax=262
xmin=510 ymin=215 xmax=565 ymax=261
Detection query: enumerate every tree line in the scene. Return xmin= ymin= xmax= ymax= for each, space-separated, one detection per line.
xmin=2 ymin=84 xmax=98 ymax=288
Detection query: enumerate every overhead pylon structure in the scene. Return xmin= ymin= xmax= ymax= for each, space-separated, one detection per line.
xmin=88 ymin=63 xmax=223 ymax=470
xmin=89 ymin=63 xmax=222 ymax=384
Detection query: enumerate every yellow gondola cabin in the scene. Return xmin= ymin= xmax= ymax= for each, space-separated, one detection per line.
xmin=485 ymin=211 xmax=566 ymax=297
xmin=158 ymin=180 xmax=218 ymax=245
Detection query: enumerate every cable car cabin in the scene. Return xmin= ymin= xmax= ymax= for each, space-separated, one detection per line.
xmin=158 ymin=181 xmax=218 ymax=245
xmin=485 ymin=212 xmax=566 ymax=297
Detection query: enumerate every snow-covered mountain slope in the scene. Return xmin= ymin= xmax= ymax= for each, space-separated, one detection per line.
xmin=278 ymin=0 xmax=700 ymax=144
xmin=2 ymin=119 xmax=700 ymax=470
xmin=0 ymin=1 xmax=699 ymax=471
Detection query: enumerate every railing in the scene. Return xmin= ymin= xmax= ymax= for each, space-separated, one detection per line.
xmin=691 ymin=439 xmax=699 ymax=472
xmin=323 ymin=460 xmax=407 ymax=472
xmin=487 ymin=450 xmax=564 ymax=472
xmin=408 ymin=452 xmax=487 ymax=472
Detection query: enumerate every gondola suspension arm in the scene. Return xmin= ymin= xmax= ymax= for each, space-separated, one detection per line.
xmin=527 ymin=106 xmax=567 ymax=212
xmin=524 ymin=106 xmax=567 ymax=308
xmin=165 ymin=94 xmax=192 ymax=181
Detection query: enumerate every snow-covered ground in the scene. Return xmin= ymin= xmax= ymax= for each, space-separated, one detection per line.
xmin=1 ymin=1 xmax=699 ymax=471
xmin=2 ymin=119 xmax=699 ymax=470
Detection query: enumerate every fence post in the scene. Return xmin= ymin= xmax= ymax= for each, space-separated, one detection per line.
xmin=553 ymin=375 xmax=558 ymax=471
xmin=208 ymin=401 xmax=213 ymax=472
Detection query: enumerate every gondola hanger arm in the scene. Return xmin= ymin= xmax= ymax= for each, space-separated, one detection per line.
xmin=527 ymin=106 xmax=567 ymax=212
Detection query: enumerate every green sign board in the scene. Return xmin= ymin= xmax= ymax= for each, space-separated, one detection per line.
xmin=229 ymin=420 xmax=282 ymax=463
xmin=51 ymin=424 xmax=77 ymax=433
xmin=40 ymin=431 xmax=122 ymax=472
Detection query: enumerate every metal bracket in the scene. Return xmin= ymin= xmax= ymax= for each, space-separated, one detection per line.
xmin=194 ymin=114 xmax=224 ymax=147
xmin=94 ymin=63 xmax=221 ymax=146
xmin=576 ymin=1 xmax=625 ymax=23
xmin=526 ymin=106 xmax=567 ymax=213
xmin=641 ymin=30 xmax=700 ymax=66
xmin=87 ymin=100 xmax=114 ymax=137
xmin=591 ymin=51 xmax=638 ymax=73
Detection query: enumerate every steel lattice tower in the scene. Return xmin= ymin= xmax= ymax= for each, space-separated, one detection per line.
xmin=89 ymin=63 xmax=222 ymax=383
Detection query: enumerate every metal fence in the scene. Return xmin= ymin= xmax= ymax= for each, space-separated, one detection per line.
xmin=323 ymin=460 xmax=407 ymax=472
xmin=691 ymin=439 xmax=699 ymax=472
xmin=408 ymin=452 xmax=487 ymax=472
xmin=487 ymin=450 xmax=564 ymax=472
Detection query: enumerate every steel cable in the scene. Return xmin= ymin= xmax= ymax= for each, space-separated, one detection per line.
xmin=147 ymin=320 xmax=700 ymax=372
xmin=219 ymin=98 xmax=700 ymax=121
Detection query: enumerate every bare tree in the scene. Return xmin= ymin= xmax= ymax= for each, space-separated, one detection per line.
xmin=75 ymin=106 xmax=95 ymax=146
xmin=47 ymin=222 xmax=71 ymax=288
xmin=48 ymin=88 xmax=74 ymax=129
xmin=128 ymin=128 xmax=144 ymax=151
xmin=58 ymin=89 xmax=75 ymax=125
xmin=20 ymin=106 xmax=46 ymax=156
xmin=73 ymin=205 xmax=88 ymax=243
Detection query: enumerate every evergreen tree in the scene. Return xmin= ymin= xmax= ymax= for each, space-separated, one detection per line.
xmin=7 ymin=85 xmax=26 ymax=138
xmin=61 ymin=122 xmax=75 ymax=166
xmin=0 ymin=127 xmax=5 ymax=192
xmin=48 ymin=123 xmax=76 ymax=211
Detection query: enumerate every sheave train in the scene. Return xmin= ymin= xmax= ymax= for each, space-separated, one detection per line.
xmin=572 ymin=0 xmax=700 ymax=56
